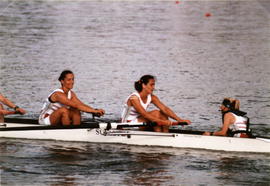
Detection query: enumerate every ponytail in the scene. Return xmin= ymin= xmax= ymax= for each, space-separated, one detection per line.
xmin=134 ymin=75 xmax=155 ymax=92
xmin=233 ymin=99 xmax=240 ymax=110
xmin=222 ymin=97 xmax=240 ymax=110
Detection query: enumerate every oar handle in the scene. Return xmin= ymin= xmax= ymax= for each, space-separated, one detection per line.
xmin=92 ymin=113 xmax=101 ymax=119
xmin=178 ymin=122 xmax=189 ymax=126
xmin=114 ymin=122 xmax=188 ymax=129
xmin=112 ymin=122 xmax=157 ymax=130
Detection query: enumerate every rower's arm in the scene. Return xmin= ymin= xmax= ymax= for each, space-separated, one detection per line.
xmin=0 ymin=93 xmax=26 ymax=115
xmin=0 ymin=93 xmax=16 ymax=109
xmin=71 ymin=93 xmax=105 ymax=116
xmin=213 ymin=113 xmax=235 ymax=136
xmin=129 ymin=96 xmax=170 ymax=126
xmin=0 ymin=109 xmax=16 ymax=115
xmin=51 ymin=92 xmax=104 ymax=115
xmin=151 ymin=95 xmax=191 ymax=124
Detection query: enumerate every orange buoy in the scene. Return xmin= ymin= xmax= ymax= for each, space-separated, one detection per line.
xmin=205 ymin=13 xmax=212 ymax=17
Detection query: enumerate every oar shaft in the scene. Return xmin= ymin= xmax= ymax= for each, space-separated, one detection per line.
xmin=1 ymin=122 xmax=153 ymax=131
xmin=0 ymin=122 xmax=100 ymax=131
xmin=169 ymin=129 xmax=204 ymax=135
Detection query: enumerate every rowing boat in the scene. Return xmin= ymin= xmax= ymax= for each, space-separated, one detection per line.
xmin=1 ymin=118 xmax=269 ymax=153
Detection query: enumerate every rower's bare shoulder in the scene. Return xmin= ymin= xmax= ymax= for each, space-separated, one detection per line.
xmin=129 ymin=95 xmax=139 ymax=100
xmin=151 ymin=94 xmax=160 ymax=101
xmin=224 ymin=112 xmax=235 ymax=122
xmin=53 ymin=91 xmax=65 ymax=96
xmin=224 ymin=112 xmax=233 ymax=117
xmin=128 ymin=95 xmax=139 ymax=106
xmin=51 ymin=91 xmax=66 ymax=100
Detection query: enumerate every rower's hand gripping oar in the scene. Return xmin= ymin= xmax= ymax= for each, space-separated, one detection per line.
xmin=176 ymin=122 xmax=189 ymax=126
xmin=92 ymin=112 xmax=102 ymax=119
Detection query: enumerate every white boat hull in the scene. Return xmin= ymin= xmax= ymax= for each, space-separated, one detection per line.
xmin=1 ymin=123 xmax=269 ymax=153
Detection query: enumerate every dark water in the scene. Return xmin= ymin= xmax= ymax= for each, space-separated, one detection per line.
xmin=1 ymin=139 xmax=270 ymax=185
xmin=0 ymin=0 xmax=270 ymax=185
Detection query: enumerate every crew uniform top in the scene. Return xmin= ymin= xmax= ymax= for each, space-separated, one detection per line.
xmin=229 ymin=112 xmax=248 ymax=137
xmin=121 ymin=92 xmax=151 ymax=123
xmin=38 ymin=88 xmax=71 ymax=125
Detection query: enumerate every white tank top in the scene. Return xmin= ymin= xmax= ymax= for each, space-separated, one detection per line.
xmin=229 ymin=113 xmax=248 ymax=136
xmin=39 ymin=88 xmax=72 ymax=116
xmin=121 ymin=92 xmax=152 ymax=122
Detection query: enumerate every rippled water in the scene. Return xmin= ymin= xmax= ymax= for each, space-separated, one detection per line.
xmin=0 ymin=0 xmax=270 ymax=185
xmin=1 ymin=139 xmax=270 ymax=186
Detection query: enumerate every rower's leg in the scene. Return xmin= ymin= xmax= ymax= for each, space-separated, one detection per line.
xmin=69 ymin=108 xmax=81 ymax=125
xmin=148 ymin=110 xmax=169 ymax=132
xmin=0 ymin=103 xmax=4 ymax=123
xmin=49 ymin=107 xmax=71 ymax=125
xmin=148 ymin=110 xmax=168 ymax=120
xmin=138 ymin=110 xmax=170 ymax=132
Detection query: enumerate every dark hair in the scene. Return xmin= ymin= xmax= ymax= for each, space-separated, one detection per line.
xmin=222 ymin=99 xmax=232 ymax=109
xmin=222 ymin=98 xmax=239 ymax=110
xmin=222 ymin=98 xmax=246 ymax=122
xmin=58 ymin=70 xmax=73 ymax=81
xmin=134 ymin=75 xmax=155 ymax=92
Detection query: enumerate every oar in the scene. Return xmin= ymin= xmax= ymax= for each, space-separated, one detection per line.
xmin=4 ymin=117 xmax=39 ymax=124
xmin=1 ymin=121 xmax=189 ymax=131
xmin=169 ymin=128 xmax=205 ymax=135
xmin=0 ymin=122 xmax=99 ymax=131
xmin=112 ymin=121 xmax=188 ymax=130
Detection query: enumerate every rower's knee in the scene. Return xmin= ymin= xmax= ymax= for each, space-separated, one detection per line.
xmin=151 ymin=110 xmax=167 ymax=120
xmin=150 ymin=110 xmax=161 ymax=117
xmin=58 ymin=107 xmax=70 ymax=117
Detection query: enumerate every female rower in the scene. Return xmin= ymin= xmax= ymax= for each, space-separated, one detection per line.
xmin=204 ymin=98 xmax=250 ymax=137
xmin=121 ymin=75 xmax=191 ymax=132
xmin=39 ymin=70 xmax=105 ymax=125
xmin=0 ymin=93 xmax=26 ymax=123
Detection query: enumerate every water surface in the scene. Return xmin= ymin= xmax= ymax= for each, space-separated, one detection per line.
xmin=0 ymin=0 xmax=269 ymax=185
